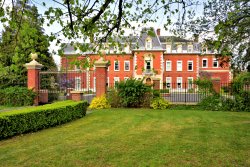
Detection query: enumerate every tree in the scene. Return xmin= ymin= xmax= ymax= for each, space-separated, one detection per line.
xmin=186 ymin=0 xmax=250 ymax=72
xmin=0 ymin=1 xmax=56 ymax=88
xmin=0 ymin=0 xmax=200 ymax=54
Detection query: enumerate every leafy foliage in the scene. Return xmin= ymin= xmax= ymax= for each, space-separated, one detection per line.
xmin=0 ymin=87 xmax=36 ymax=106
xmin=0 ymin=3 xmax=56 ymax=89
xmin=198 ymin=95 xmax=222 ymax=111
xmin=187 ymin=0 xmax=250 ymax=71
xmin=116 ymin=78 xmax=151 ymax=107
xmin=150 ymin=97 xmax=170 ymax=110
xmin=89 ymin=95 xmax=111 ymax=110
xmin=107 ymin=88 xmax=122 ymax=108
xmin=194 ymin=78 xmax=215 ymax=94
xmin=0 ymin=100 xmax=88 ymax=139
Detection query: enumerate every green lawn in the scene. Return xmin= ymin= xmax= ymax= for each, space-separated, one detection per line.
xmin=0 ymin=109 xmax=249 ymax=167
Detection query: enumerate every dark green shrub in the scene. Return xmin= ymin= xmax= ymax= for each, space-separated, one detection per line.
xmin=0 ymin=100 xmax=88 ymax=139
xmin=0 ymin=87 xmax=36 ymax=106
xmin=107 ymin=88 xmax=122 ymax=108
xmin=221 ymin=97 xmax=236 ymax=111
xmin=153 ymin=90 xmax=160 ymax=98
xmin=116 ymin=78 xmax=151 ymax=107
xmin=234 ymin=91 xmax=250 ymax=112
xmin=198 ymin=94 xmax=222 ymax=111
xmin=194 ymin=78 xmax=215 ymax=94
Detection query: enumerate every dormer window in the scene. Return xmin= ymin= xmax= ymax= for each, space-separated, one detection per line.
xmin=166 ymin=45 xmax=171 ymax=53
xmin=177 ymin=45 xmax=182 ymax=53
xmin=145 ymin=38 xmax=152 ymax=49
xmin=188 ymin=45 xmax=193 ymax=53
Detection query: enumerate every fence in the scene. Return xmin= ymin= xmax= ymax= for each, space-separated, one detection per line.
xmin=106 ymin=81 xmax=246 ymax=104
xmin=39 ymin=70 xmax=96 ymax=103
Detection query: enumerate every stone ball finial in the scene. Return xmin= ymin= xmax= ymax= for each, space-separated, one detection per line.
xmin=30 ymin=53 xmax=38 ymax=60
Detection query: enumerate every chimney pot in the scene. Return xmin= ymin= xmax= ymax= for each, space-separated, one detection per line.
xmin=157 ymin=28 xmax=161 ymax=36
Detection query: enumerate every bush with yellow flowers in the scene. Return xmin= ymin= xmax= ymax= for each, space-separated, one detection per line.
xmin=89 ymin=95 xmax=111 ymax=109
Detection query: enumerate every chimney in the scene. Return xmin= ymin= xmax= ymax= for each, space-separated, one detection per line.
xmin=193 ymin=34 xmax=199 ymax=42
xmin=157 ymin=28 xmax=161 ymax=36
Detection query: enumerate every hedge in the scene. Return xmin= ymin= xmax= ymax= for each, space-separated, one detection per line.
xmin=0 ymin=100 xmax=88 ymax=139
xmin=0 ymin=86 xmax=36 ymax=106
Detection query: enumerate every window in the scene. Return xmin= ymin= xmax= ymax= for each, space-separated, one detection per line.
xmin=75 ymin=77 xmax=81 ymax=90
xmin=213 ymin=58 xmax=218 ymax=68
xmin=146 ymin=38 xmax=152 ymax=49
xmin=187 ymin=77 xmax=193 ymax=89
xmin=187 ymin=61 xmax=193 ymax=71
xmin=177 ymin=45 xmax=182 ymax=53
xmin=188 ymin=45 xmax=193 ymax=53
xmin=107 ymin=77 xmax=109 ymax=87
xmin=124 ymin=77 xmax=129 ymax=81
xmin=202 ymin=59 xmax=208 ymax=68
xmin=166 ymin=45 xmax=171 ymax=53
xmin=177 ymin=61 xmax=182 ymax=71
xmin=166 ymin=61 xmax=172 ymax=71
xmin=75 ymin=65 xmax=80 ymax=71
xmin=93 ymin=77 xmax=96 ymax=92
xmin=177 ymin=77 xmax=182 ymax=89
xmin=166 ymin=77 xmax=171 ymax=88
xmin=114 ymin=61 xmax=120 ymax=71
xmin=145 ymin=60 xmax=151 ymax=71
xmin=124 ymin=61 xmax=130 ymax=71
xmin=114 ymin=77 xmax=120 ymax=87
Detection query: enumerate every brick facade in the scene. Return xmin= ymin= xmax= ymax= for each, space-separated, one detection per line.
xmin=61 ymin=28 xmax=231 ymax=92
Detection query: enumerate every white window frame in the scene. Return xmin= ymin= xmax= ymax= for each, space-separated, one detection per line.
xmin=177 ymin=61 xmax=182 ymax=71
xmin=187 ymin=61 xmax=193 ymax=71
xmin=213 ymin=58 xmax=219 ymax=68
xmin=166 ymin=77 xmax=172 ymax=88
xmin=187 ymin=77 xmax=193 ymax=89
xmin=177 ymin=77 xmax=182 ymax=89
xmin=166 ymin=61 xmax=172 ymax=71
xmin=93 ymin=77 xmax=96 ymax=92
xmin=75 ymin=77 xmax=81 ymax=90
xmin=177 ymin=45 xmax=182 ymax=53
xmin=114 ymin=77 xmax=120 ymax=86
xmin=124 ymin=77 xmax=129 ymax=81
xmin=124 ymin=61 xmax=130 ymax=71
xmin=75 ymin=65 xmax=80 ymax=71
xmin=166 ymin=45 xmax=171 ymax=53
xmin=145 ymin=38 xmax=152 ymax=49
xmin=188 ymin=45 xmax=193 ymax=53
xmin=202 ymin=58 xmax=208 ymax=68
xmin=114 ymin=61 xmax=120 ymax=71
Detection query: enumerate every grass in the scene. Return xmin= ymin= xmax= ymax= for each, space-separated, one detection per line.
xmin=0 ymin=108 xmax=249 ymax=167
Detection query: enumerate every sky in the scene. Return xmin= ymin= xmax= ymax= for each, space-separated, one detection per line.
xmin=0 ymin=0 xmax=205 ymax=67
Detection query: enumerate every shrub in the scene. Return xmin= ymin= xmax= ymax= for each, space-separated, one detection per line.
xmin=234 ymin=91 xmax=250 ymax=112
xmin=221 ymin=97 xmax=236 ymax=111
xmin=116 ymin=78 xmax=151 ymax=107
xmin=0 ymin=100 xmax=88 ymax=139
xmin=0 ymin=86 xmax=36 ymax=106
xmin=194 ymin=78 xmax=215 ymax=94
xmin=89 ymin=95 xmax=111 ymax=109
xmin=141 ymin=92 xmax=154 ymax=108
xmin=153 ymin=90 xmax=160 ymax=98
xmin=107 ymin=88 xmax=122 ymax=108
xmin=198 ymin=94 xmax=222 ymax=111
xmin=150 ymin=97 xmax=170 ymax=109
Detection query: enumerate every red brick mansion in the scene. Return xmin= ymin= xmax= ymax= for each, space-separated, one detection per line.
xmin=61 ymin=28 xmax=231 ymax=91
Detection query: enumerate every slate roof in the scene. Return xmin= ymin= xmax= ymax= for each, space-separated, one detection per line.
xmin=63 ymin=27 xmax=202 ymax=54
